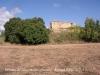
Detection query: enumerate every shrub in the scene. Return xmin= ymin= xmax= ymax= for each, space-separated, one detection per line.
xmin=4 ymin=17 xmax=49 ymax=44
xmin=50 ymin=26 xmax=82 ymax=43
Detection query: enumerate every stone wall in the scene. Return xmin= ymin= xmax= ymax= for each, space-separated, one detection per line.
xmin=50 ymin=21 xmax=76 ymax=33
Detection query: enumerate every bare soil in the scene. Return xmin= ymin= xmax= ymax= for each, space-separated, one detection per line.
xmin=0 ymin=43 xmax=100 ymax=75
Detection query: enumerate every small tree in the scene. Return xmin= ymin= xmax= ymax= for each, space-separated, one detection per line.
xmin=84 ymin=17 xmax=100 ymax=42
xmin=84 ymin=17 xmax=95 ymax=41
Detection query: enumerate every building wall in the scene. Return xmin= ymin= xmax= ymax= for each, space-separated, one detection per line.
xmin=50 ymin=21 xmax=76 ymax=33
xmin=60 ymin=22 xmax=71 ymax=28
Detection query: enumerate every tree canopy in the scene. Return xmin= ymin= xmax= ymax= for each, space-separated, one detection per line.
xmin=4 ymin=17 xmax=49 ymax=44
xmin=83 ymin=17 xmax=100 ymax=42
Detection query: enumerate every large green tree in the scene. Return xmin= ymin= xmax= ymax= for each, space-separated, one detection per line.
xmin=4 ymin=17 xmax=49 ymax=44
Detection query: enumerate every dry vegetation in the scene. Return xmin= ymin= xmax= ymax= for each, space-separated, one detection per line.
xmin=0 ymin=43 xmax=100 ymax=75
xmin=0 ymin=37 xmax=5 ymax=44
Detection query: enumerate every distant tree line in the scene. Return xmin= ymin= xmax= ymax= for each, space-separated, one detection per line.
xmin=50 ymin=17 xmax=100 ymax=43
xmin=4 ymin=17 xmax=49 ymax=44
xmin=4 ymin=17 xmax=100 ymax=44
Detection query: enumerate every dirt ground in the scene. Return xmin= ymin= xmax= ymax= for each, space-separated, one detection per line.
xmin=0 ymin=43 xmax=100 ymax=75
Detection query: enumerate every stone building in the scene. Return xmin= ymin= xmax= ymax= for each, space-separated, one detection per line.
xmin=50 ymin=21 xmax=76 ymax=33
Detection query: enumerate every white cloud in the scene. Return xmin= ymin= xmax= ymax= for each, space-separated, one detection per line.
xmin=53 ymin=3 xmax=60 ymax=7
xmin=11 ymin=7 xmax=22 ymax=15
xmin=0 ymin=7 xmax=22 ymax=31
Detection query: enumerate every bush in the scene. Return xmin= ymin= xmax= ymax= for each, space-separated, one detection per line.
xmin=4 ymin=17 xmax=49 ymax=44
xmin=0 ymin=30 xmax=5 ymax=37
xmin=82 ymin=17 xmax=100 ymax=42
xmin=0 ymin=36 xmax=5 ymax=44
xmin=50 ymin=26 xmax=83 ymax=43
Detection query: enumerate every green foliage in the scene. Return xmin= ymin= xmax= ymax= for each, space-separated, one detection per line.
xmin=83 ymin=17 xmax=100 ymax=42
xmin=4 ymin=17 xmax=49 ymax=44
xmin=50 ymin=20 xmax=100 ymax=43
xmin=4 ymin=17 xmax=22 ymax=43
xmin=0 ymin=30 xmax=5 ymax=37
xmin=50 ymin=26 xmax=83 ymax=43
xmin=0 ymin=36 xmax=5 ymax=44
xmin=4 ymin=17 xmax=100 ymax=44
xmin=0 ymin=31 xmax=5 ymax=44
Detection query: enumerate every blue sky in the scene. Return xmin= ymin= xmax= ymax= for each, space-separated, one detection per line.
xmin=0 ymin=0 xmax=100 ymax=30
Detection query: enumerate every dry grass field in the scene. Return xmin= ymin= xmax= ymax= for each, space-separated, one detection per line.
xmin=0 ymin=43 xmax=100 ymax=75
